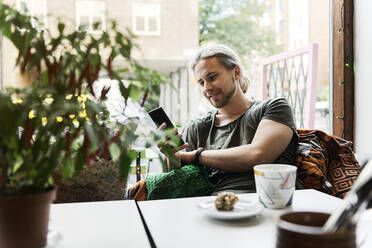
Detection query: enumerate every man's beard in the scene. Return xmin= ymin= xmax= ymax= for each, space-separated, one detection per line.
xmin=208 ymin=77 xmax=237 ymax=108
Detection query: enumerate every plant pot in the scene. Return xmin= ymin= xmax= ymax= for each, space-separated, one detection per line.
xmin=0 ymin=187 xmax=56 ymax=248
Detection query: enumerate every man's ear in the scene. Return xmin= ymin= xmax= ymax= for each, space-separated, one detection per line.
xmin=234 ymin=66 xmax=241 ymax=80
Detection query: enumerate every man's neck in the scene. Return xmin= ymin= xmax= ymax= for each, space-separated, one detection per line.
xmin=215 ymin=91 xmax=253 ymax=126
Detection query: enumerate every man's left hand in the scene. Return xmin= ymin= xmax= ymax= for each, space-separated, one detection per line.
xmin=176 ymin=150 xmax=197 ymax=165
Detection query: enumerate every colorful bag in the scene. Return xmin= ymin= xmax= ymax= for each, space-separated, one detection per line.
xmin=296 ymin=129 xmax=361 ymax=198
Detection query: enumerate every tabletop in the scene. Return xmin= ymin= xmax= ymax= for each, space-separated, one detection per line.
xmin=43 ymin=190 xmax=372 ymax=248
xmin=46 ymin=200 xmax=150 ymax=248
xmin=138 ymin=189 xmax=372 ymax=248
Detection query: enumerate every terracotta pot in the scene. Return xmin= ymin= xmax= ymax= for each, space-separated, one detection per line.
xmin=0 ymin=187 xmax=56 ymax=248
xmin=276 ymin=211 xmax=356 ymax=248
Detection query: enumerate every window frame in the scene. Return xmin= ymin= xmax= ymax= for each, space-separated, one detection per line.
xmin=75 ymin=1 xmax=106 ymax=34
xmin=1 ymin=0 xmax=355 ymax=143
xmin=332 ymin=0 xmax=354 ymax=143
xmin=132 ymin=3 xmax=161 ymax=36
xmin=16 ymin=0 xmax=48 ymax=28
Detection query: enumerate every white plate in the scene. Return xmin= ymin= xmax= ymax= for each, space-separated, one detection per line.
xmin=198 ymin=199 xmax=264 ymax=220
xmin=43 ymin=228 xmax=63 ymax=248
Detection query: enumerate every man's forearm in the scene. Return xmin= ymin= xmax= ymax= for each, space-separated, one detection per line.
xmin=197 ymin=145 xmax=265 ymax=172
xmin=178 ymin=144 xmax=269 ymax=172
xmin=178 ymin=119 xmax=294 ymax=172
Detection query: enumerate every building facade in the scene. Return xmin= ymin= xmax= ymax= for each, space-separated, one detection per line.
xmin=268 ymin=0 xmax=330 ymax=89
xmin=1 ymin=0 xmax=199 ymax=87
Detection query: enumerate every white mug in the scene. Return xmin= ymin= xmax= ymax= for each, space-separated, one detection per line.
xmin=254 ymin=164 xmax=297 ymax=209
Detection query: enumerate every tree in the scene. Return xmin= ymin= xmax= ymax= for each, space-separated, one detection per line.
xmin=199 ymin=0 xmax=279 ymax=64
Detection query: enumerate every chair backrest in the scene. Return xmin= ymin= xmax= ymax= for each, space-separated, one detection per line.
xmin=261 ymin=44 xmax=318 ymax=129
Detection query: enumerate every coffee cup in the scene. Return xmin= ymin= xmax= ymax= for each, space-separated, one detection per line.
xmin=276 ymin=211 xmax=356 ymax=248
xmin=254 ymin=164 xmax=297 ymax=209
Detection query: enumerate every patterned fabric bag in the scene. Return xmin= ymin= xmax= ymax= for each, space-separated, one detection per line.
xmin=296 ymin=129 xmax=361 ymax=198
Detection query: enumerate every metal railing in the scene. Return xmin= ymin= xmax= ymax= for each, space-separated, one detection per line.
xmin=160 ymin=66 xmax=201 ymax=126
xmin=261 ymin=44 xmax=318 ymax=129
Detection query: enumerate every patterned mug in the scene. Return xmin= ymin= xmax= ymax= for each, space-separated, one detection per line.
xmin=254 ymin=164 xmax=297 ymax=209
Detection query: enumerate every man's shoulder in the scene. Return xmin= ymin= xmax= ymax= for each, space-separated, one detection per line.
xmin=182 ymin=110 xmax=215 ymax=147
xmin=251 ymin=97 xmax=290 ymax=110
xmin=239 ymin=98 xmax=292 ymax=122
xmin=266 ymin=97 xmax=290 ymax=106
xmin=188 ymin=110 xmax=215 ymax=128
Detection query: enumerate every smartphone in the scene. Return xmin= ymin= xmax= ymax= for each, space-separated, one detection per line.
xmin=147 ymin=107 xmax=185 ymax=145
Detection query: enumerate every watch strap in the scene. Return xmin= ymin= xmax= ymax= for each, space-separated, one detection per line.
xmin=193 ymin=147 xmax=204 ymax=166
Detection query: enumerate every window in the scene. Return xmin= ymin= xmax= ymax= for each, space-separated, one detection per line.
xmin=279 ymin=20 xmax=285 ymax=36
xmin=76 ymin=1 xmax=106 ymax=33
xmin=279 ymin=0 xmax=285 ymax=12
xmin=132 ymin=3 xmax=161 ymax=36
xmin=16 ymin=0 xmax=47 ymax=28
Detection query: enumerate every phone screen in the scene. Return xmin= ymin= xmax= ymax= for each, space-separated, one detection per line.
xmin=147 ymin=107 xmax=184 ymax=145
xmin=147 ymin=107 xmax=174 ymax=129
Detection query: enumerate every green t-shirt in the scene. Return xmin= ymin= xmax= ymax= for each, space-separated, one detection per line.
xmin=182 ymin=97 xmax=298 ymax=194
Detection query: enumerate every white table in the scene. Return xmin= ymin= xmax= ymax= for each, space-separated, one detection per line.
xmin=138 ymin=189 xmax=372 ymax=248
xmin=46 ymin=200 xmax=150 ymax=248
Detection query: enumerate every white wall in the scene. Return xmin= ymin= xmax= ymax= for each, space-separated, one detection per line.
xmin=354 ymin=0 xmax=372 ymax=153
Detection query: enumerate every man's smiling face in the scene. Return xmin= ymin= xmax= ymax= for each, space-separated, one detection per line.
xmin=194 ymin=57 xmax=238 ymax=108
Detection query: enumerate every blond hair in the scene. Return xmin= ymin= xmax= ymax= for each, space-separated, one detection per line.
xmin=190 ymin=44 xmax=250 ymax=93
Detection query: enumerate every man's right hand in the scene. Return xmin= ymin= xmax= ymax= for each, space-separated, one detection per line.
xmin=157 ymin=122 xmax=189 ymax=171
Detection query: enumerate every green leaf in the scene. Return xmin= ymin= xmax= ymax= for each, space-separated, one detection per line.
xmin=57 ymin=22 xmax=65 ymax=34
xmin=61 ymin=157 xmax=74 ymax=180
xmin=119 ymin=81 xmax=129 ymax=100
xmin=74 ymin=149 xmax=85 ymax=176
xmin=129 ymin=85 xmax=140 ymax=102
xmin=84 ymin=123 xmax=98 ymax=150
xmin=109 ymin=143 xmax=121 ymax=161
xmin=85 ymin=100 xmax=105 ymax=114
xmin=12 ymin=156 xmax=24 ymax=173
xmin=118 ymin=149 xmax=137 ymax=182
xmin=48 ymin=176 xmax=54 ymax=185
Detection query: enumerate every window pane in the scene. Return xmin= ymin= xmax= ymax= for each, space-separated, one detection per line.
xmin=78 ymin=16 xmax=89 ymax=31
xmin=279 ymin=20 xmax=285 ymax=36
xmin=91 ymin=1 xmax=105 ymax=31
xmin=76 ymin=1 xmax=90 ymax=16
xmin=92 ymin=16 xmax=103 ymax=31
xmin=76 ymin=1 xmax=105 ymax=33
xmin=16 ymin=0 xmax=47 ymax=28
xmin=19 ymin=1 xmax=30 ymax=14
xmin=136 ymin=16 xmax=145 ymax=32
xmin=132 ymin=3 xmax=161 ymax=35
xmin=148 ymin=16 xmax=157 ymax=32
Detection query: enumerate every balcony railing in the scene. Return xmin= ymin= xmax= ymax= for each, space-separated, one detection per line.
xmin=261 ymin=44 xmax=318 ymax=129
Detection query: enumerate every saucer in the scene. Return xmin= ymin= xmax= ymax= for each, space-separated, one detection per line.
xmin=43 ymin=228 xmax=63 ymax=248
xmin=198 ymin=199 xmax=264 ymax=220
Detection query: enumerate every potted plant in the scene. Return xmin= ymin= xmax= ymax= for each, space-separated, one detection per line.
xmin=0 ymin=3 xmax=165 ymax=247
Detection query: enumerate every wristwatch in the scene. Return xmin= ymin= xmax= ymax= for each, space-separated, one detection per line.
xmin=193 ymin=147 xmax=204 ymax=166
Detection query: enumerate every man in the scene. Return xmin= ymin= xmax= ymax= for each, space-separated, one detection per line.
xmin=167 ymin=44 xmax=298 ymax=194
